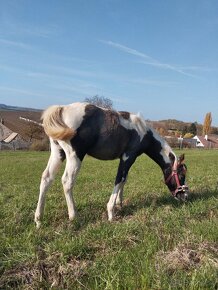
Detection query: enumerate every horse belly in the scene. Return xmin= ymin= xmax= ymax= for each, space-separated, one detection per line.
xmin=88 ymin=144 xmax=122 ymax=160
xmin=87 ymin=135 xmax=128 ymax=160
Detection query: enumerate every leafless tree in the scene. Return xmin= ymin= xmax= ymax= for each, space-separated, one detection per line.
xmin=84 ymin=95 xmax=113 ymax=109
xmin=24 ymin=122 xmax=45 ymax=142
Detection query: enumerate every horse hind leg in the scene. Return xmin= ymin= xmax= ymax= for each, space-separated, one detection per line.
xmin=35 ymin=140 xmax=64 ymax=228
xmin=59 ymin=141 xmax=82 ymax=221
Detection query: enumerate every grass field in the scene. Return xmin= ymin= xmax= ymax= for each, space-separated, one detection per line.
xmin=0 ymin=149 xmax=217 ymax=289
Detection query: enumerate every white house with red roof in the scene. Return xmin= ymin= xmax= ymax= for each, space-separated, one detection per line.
xmin=193 ymin=135 xmax=218 ymax=148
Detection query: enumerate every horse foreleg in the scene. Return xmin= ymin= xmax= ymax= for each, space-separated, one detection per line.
xmin=115 ymin=176 xmax=128 ymax=207
xmin=107 ymin=154 xmax=136 ymax=221
xmin=107 ymin=182 xmax=124 ymax=221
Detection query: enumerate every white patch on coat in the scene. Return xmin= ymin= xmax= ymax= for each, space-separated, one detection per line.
xmin=150 ymin=127 xmax=176 ymax=163
xmin=122 ymin=153 xmax=129 ymax=162
xmin=107 ymin=182 xmax=124 ymax=221
xmin=62 ymin=102 xmax=87 ymax=131
xmin=119 ymin=113 xmax=148 ymax=141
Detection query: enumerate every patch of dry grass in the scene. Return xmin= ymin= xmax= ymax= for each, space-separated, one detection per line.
xmin=0 ymin=252 xmax=91 ymax=289
xmin=156 ymin=241 xmax=218 ymax=273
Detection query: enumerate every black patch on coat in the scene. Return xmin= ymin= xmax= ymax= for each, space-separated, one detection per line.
xmin=70 ymin=105 xmax=140 ymax=161
xmin=114 ymin=152 xmax=138 ymax=185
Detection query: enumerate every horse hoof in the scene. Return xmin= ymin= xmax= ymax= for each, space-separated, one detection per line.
xmin=108 ymin=213 xmax=114 ymax=222
xmin=69 ymin=214 xmax=76 ymax=221
xmin=115 ymin=202 xmax=123 ymax=208
xmin=35 ymin=220 xmax=41 ymax=229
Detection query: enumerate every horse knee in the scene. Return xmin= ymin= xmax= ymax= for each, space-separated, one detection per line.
xmin=41 ymin=169 xmax=55 ymax=185
xmin=41 ymin=169 xmax=49 ymax=181
xmin=62 ymin=175 xmax=72 ymax=192
xmin=61 ymin=174 xmax=67 ymax=186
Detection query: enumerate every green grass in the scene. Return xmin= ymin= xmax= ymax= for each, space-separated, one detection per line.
xmin=0 ymin=149 xmax=217 ymax=289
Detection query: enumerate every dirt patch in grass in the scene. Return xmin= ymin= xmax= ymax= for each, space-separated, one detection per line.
xmin=156 ymin=241 xmax=218 ymax=274
xmin=0 ymin=252 xmax=91 ymax=289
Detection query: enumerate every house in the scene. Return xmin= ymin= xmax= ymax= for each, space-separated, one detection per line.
xmin=0 ymin=122 xmax=29 ymax=150
xmin=193 ymin=135 xmax=218 ymax=149
xmin=180 ymin=138 xmax=197 ymax=148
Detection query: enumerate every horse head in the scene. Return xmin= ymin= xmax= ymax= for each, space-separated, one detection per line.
xmin=165 ymin=153 xmax=189 ymax=201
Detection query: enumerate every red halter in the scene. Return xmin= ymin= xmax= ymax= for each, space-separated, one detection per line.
xmin=165 ymin=161 xmax=188 ymax=197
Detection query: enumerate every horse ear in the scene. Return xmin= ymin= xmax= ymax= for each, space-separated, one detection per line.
xmin=169 ymin=152 xmax=176 ymax=164
xmin=178 ymin=153 xmax=185 ymax=164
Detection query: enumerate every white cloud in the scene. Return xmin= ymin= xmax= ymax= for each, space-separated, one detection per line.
xmin=100 ymin=40 xmax=152 ymax=60
xmin=101 ymin=40 xmax=201 ymax=77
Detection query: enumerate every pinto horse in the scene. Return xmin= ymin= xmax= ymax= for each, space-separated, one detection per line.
xmin=35 ymin=102 xmax=188 ymax=227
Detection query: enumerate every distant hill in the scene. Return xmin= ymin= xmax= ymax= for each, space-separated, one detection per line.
xmin=151 ymin=119 xmax=202 ymax=135
xmin=151 ymin=119 xmax=218 ymax=136
xmin=150 ymin=119 xmax=197 ymax=131
xmin=0 ymin=105 xmax=43 ymax=141
xmin=0 ymin=104 xmax=41 ymax=112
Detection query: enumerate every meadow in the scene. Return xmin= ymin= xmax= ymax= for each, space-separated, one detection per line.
xmin=0 ymin=149 xmax=217 ymax=289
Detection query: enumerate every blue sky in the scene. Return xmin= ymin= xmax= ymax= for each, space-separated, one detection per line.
xmin=0 ymin=0 xmax=218 ymax=125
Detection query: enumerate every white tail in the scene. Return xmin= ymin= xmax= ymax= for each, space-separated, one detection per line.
xmin=42 ymin=105 xmax=76 ymax=140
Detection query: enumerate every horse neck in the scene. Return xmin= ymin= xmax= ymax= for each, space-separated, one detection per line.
xmin=143 ymin=129 xmax=175 ymax=172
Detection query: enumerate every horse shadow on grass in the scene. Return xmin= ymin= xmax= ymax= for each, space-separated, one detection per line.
xmin=60 ymin=188 xmax=218 ymax=232
xmin=119 ymin=188 xmax=218 ymax=218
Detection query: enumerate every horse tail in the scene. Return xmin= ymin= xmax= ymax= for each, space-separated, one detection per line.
xmin=42 ymin=105 xmax=76 ymax=140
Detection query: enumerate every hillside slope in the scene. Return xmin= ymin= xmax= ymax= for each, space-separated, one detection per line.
xmin=0 ymin=109 xmax=43 ymax=140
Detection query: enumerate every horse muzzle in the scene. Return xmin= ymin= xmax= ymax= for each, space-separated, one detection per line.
xmin=173 ymin=185 xmax=189 ymax=201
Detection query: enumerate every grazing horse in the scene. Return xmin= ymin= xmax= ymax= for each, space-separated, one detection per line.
xmin=35 ymin=102 xmax=188 ymax=227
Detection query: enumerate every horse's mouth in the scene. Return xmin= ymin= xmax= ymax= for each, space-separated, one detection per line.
xmin=175 ymin=191 xmax=189 ymax=202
